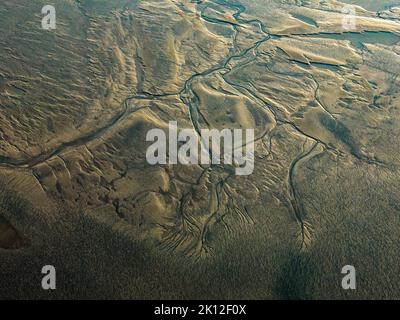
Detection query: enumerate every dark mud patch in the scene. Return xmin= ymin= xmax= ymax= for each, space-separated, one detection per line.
xmin=0 ymin=216 xmax=26 ymax=249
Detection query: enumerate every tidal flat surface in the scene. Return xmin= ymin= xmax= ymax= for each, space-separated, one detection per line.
xmin=0 ymin=0 xmax=400 ymax=299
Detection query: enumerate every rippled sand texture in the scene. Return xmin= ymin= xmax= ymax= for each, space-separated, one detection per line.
xmin=1 ymin=0 xmax=400 ymax=299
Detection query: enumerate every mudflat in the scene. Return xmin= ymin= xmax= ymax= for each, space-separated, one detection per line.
xmin=0 ymin=0 xmax=400 ymax=299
